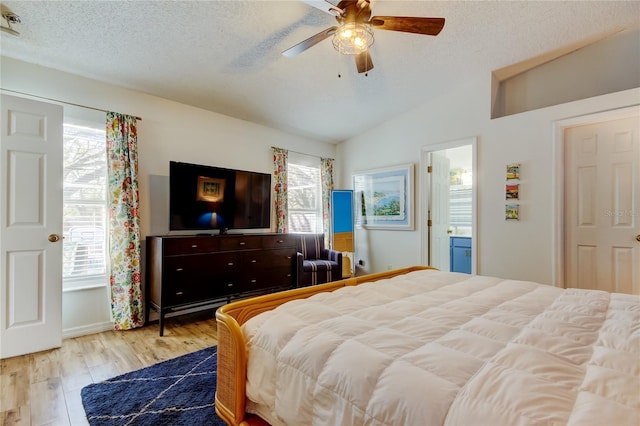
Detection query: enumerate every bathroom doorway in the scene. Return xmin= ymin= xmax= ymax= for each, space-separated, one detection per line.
xmin=420 ymin=137 xmax=477 ymax=274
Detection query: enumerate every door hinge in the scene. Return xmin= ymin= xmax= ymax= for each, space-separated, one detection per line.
xmin=427 ymin=166 xmax=432 ymax=173
xmin=427 ymin=219 xmax=432 ymax=227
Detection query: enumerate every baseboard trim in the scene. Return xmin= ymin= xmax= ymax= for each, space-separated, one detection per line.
xmin=63 ymin=321 xmax=114 ymax=339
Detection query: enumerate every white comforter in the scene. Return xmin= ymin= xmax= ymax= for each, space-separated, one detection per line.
xmin=241 ymin=270 xmax=640 ymax=426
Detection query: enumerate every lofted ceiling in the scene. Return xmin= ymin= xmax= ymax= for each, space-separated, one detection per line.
xmin=0 ymin=1 xmax=638 ymax=143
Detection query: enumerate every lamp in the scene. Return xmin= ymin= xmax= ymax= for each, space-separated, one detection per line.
xmin=332 ymin=22 xmax=374 ymax=55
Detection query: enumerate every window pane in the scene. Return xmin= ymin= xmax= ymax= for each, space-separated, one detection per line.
xmin=287 ymin=161 xmax=322 ymax=234
xmin=288 ymin=212 xmax=318 ymax=233
xmin=63 ymin=124 xmax=107 ymax=282
xmin=63 ymin=126 xmax=107 ymax=201
xmin=450 ymin=185 xmax=472 ymax=227
xmin=288 ymin=187 xmax=317 ymax=209
xmin=63 ymin=204 xmax=106 ymax=276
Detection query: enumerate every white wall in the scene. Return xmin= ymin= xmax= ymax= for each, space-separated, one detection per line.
xmin=338 ymin=70 xmax=639 ymax=285
xmin=3 ymin=54 xmax=638 ymax=335
xmin=1 ymin=57 xmax=337 ymax=336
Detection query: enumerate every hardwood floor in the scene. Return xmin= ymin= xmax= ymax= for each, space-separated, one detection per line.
xmin=0 ymin=311 xmax=219 ymax=426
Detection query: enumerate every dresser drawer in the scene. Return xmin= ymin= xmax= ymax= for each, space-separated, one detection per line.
xmin=266 ymin=266 xmax=294 ymax=288
xmin=261 ymin=234 xmax=296 ymax=249
xmin=241 ymin=249 xmax=292 ymax=269
xmin=241 ymin=266 xmax=293 ymax=292
xmin=164 ymin=282 xmax=210 ymax=306
xmin=164 ymin=253 xmax=238 ymax=276
xmin=219 ymin=235 xmax=262 ymax=251
xmin=163 ymin=255 xmax=241 ymax=305
xmin=163 ymin=237 xmax=220 ymax=255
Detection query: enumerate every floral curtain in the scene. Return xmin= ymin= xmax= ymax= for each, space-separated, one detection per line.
xmin=272 ymin=147 xmax=288 ymax=233
xmin=106 ymin=112 xmax=144 ymax=330
xmin=320 ymin=157 xmax=334 ymax=245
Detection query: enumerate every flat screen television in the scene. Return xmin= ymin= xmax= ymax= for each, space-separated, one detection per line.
xmin=169 ymin=161 xmax=272 ymax=232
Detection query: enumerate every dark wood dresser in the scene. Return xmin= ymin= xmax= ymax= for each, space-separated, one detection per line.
xmin=146 ymin=233 xmax=296 ymax=335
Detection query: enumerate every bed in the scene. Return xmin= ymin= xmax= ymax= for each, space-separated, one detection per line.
xmin=214 ymin=266 xmax=640 ymax=426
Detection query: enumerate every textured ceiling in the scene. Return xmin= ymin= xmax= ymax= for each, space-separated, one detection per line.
xmin=1 ymin=1 xmax=638 ymax=143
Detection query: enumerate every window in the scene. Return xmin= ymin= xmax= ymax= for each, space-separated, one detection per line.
xmin=62 ymin=122 xmax=108 ymax=289
xmin=287 ymin=153 xmax=323 ymax=233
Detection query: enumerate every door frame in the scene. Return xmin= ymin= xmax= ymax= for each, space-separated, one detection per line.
xmin=420 ymin=136 xmax=478 ymax=273
xmin=551 ymin=105 xmax=640 ymax=288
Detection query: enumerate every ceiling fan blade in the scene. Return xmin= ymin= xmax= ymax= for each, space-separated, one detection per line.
xmin=356 ymin=0 xmax=371 ymax=18
xmin=370 ymin=16 xmax=445 ymax=36
xmin=282 ymin=26 xmax=338 ymax=57
xmin=300 ymin=0 xmax=344 ymax=16
xmin=355 ymin=51 xmax=374 ymax=73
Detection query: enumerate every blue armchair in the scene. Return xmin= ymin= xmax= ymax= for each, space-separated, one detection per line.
xmin=295 ymin=233 xmax=342 ymax=287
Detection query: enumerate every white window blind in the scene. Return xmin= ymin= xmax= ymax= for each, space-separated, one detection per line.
xmin=62 ymin=123 xmax=108 ymax=288
xmin=287 ymin=153 xmax=323 ymax=233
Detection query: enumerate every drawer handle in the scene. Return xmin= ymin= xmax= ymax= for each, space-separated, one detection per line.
xmin=191 ymin=244 xmax=198 ymax=248
xmin=251 ymin=259 xmax=257 ymax=263
xmin=286 ymin=256 xmax=292 ymax=259
xmin=277 ymin=240 xmax=284 ymax=243
xmin=175 ymin=268 xmax=184 ymax=272
xmin=226 ymin=283 xmax=234 ymax=287
xmin=175 ymin=291 xmax=184 ymax=296
xmin=239 ymin=242 xmax=246 ymax=246
xmin=251 ymin=279 xmax=257 ymax=283
xmin=227 ymin=262 xmax=235 ymax=266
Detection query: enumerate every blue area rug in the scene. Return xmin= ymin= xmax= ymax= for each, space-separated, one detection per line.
xmin=81 ymin=346 xmax=226 ymax=426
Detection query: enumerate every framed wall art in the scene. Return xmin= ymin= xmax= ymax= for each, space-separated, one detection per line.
xmin=353 ymin=163 xmax=414 ymax=230
xmin=505 ymin=204 xmax=519 ymax=220
xmin=505 ymin=163 xmax=522 ymax=220
xmin=506 ymin=163 xmax=520 ymax=180
xmin=506 ymin=184 xmax=519 ymax=200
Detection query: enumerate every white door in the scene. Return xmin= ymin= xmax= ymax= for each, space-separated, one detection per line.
xmin=565 ymin=115 xmax=640 ymax=294
xmin=0 ymin=94 xmax=64 ymax=358
xmin=429 ymin=152 xmax=451 ymax=271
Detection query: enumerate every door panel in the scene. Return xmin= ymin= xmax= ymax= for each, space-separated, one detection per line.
xmin=429 ymin=152 xmax=450 ymax=271
xmin=565 ymin=115 xmax=640 ymax=294
xmin=8 ymin=250 xmax=43 ymax=325
xmin=576 ymin=166 xmax=596 ymax=226
xmin=612 ymin=247 xmax=633 ymax=294
xmin=1 ymin=94 xmax=63 ymax=358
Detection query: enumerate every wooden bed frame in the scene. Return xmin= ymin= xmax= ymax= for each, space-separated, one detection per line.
xmin=214 ymin=265 xmax=433 ymax=426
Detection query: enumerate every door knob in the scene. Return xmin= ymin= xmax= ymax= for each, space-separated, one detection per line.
xmin=636 ymin=234 xmax=640 ymax=242
xmin=48 ymin=234 xmax=61 ymax=242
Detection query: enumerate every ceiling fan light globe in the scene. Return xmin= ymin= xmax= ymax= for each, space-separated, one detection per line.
xmin=332 ymin=23 xmax=374 ymax=55
xmin=340 ymin=28 xmax=353 ymax=38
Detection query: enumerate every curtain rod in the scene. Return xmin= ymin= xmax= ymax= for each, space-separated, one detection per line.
xmin=0 ymin=88 xmax=143 ymax=121
xmin=271 ymin=146 xmax=334 ymax=161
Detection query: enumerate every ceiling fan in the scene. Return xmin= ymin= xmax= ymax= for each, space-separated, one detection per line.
xmin=282 ymin=0 xmax=445 ymax=74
